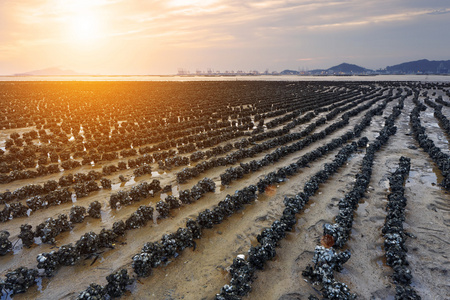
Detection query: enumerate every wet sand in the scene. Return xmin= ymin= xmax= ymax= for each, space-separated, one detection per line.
xmin=0 ymin=82 xmax=449 ymax=299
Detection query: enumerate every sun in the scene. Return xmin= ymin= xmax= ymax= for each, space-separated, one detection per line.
xmin=70 ymin=13 xmax=101 ymax=42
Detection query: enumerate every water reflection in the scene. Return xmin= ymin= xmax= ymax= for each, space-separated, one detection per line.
xmin=407 ymin=168 xmax=442 ymax=190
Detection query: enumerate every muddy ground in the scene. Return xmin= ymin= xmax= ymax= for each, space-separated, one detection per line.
xmin=0 ymin=82 xmax=449 ymax=300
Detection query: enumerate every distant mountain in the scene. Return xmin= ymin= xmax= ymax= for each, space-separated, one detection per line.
xmin=327 ymin=63 xmax=372 ymax=73
xmin=15 ymin=67 xmax=85 ymax=76
xmin=386 ymin=59 xmax=450 ymax=74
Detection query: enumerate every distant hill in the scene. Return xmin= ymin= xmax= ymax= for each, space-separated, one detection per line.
xmin=305 ymin=63 xmax=372 ymax=75
xmin=327 ymin=63 xmax=372 ymax=74
xmin=386 ymin=59 xmax=450 ymax=74
xmin=280 ymin=69 xmax=300 ymax=75
xmin=15 ymin=67 xmax=85 ymax=76
xmin=282 ymin=63 xmax=371 ymax=75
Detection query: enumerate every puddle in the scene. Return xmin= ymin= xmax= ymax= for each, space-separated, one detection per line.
xmin=111 ymin=183 xmax=122 ymax=191
xmin=124 ymin=177 xmax=137 ymax=187
xmin=12 ymin=242 xmax=23 ymax=255
xmin=172 ymin=185 xmax=180 ymax=198
xmin=355 ymin=201 xmax=369 ymax=217
xmin=407 ymin=169 xmax=442 ymax=189
xmin=213 ymin=180 xmax=226 ymax=194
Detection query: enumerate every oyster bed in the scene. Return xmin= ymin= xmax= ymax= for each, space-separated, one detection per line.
xmin=0 ymin=81 xmax=449 ymax=299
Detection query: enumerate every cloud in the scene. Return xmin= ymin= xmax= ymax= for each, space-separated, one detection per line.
xmin=427 ymin=8 xmax=450 ymax=15
xmin=0 ymin=0 xmax=449 ymax=74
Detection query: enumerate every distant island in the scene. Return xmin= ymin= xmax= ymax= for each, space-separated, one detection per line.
xmin=281 ymin=63 xmax=373 ymax=76
xmin=281 ymin=60 xmax=450 ymax=76
xmin=14 ymin=67 xmax=86 ymax=76
xmin=385 ymin=59 xmax=449 ymax=74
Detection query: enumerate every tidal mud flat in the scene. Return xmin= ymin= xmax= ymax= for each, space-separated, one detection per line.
xmin=0 ymin=81 xmax=449 ymax=299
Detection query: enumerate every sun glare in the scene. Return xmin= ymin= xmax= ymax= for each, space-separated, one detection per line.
xmin=60 ymin=1 xmax=105 ymax=44
xmin=70 ymin=13 xmax=101 ymax=42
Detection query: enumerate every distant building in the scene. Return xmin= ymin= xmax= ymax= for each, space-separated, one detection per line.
xmin=177 ymin=68 xmax=189 ymax=75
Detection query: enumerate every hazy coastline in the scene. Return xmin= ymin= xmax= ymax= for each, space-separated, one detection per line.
xmin=1 ymin=74 xmax=449 ymax=82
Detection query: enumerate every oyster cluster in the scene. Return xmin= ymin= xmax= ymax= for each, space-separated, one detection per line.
xmin=0 ymin=203 xmax=28 ymax=221
xmin=302 ymin=246 xmax=355 ymax=300
xmin=58 ymin=174 xmax=74 ymax=186
xmin=125 ymin=205 xmax=154 ymax=229
xmin=216 ymin=256 xmax=254 ymax=299
xmin=127 ymin=152 xmax=154 ymax=167
xmin=156 ymin=178 xmax=216 ymax=219
xmin=109 ymin=179 xmax=161 ymax=209
xmin=216 ymin=95 xmax=405 ymax=300
xmin=132 ymin=226 xmax=197 ymax=277
xmin=410 ymin=96 xmax=450 ymax=189
xmin=178 ymin=127 xmax=320 ymax=185
xmin=298 ymin=98 xmax=405 ymax=298
xmin=0 ymin=83 xmax=327 ymax=186
xmin=77 ymin=269 xmax=133 ymax=299
xmin=0 ymin=80 xmax=434 ymax=299
xmin=0 ymin=181 xmax=58 ymax=204
xmin=432 ymin=103 xmax=450 ymax=136
xmin=216 ymin=138 xmax=363 ymax=299
xmin=25 ymin=188 xmax=71 ymax=212
xmin=100 ymin=178 xmax=112 ymax=189
xmin=219 ymin=91 xmax=397 ymax=187
xmin=132 ymin=164 xmax=152 ymax=177
xmin=435 ymin=94 xmax=450 ymax=107
xmin=0 ymin=188 xmax=74 ymax=223
xmin=323 ymin=98 xmax=404 ymax=249
xmin=34 ymin=225 xmax=119 ymax=278
xmin=133 ymin=185 xmax=255 ymax=278
xmin=61 ymin=159 xmax=82 ymax=170
xmin=158 ymin=155 xmax=189 ymax=169
xmin=73 ymin=180 xmax=100 ymax=198
xmin=102 ymin=164 xmax=118 ymax=175
xmin=0 ymin=267 xmax=38 ymax=296
xmin=0 ymin=231 xmax=12 ymax=256
xmin=87 ymin=201 xmax=102 ymax=218
xmin=35 ymin=214 xmax=72 ymax=244
xmin=73 ymin=171 xmax=103 ymax=183
xmin=0 ymin=164 xmax=60 ymax=184
xmin=383 ymin=157 xmax=420 ymax=299
xmin=10 ymin=199 xmax=147 ymax=285
xmin=19 ymin=202 xmax=100 ymax=247
xmin=70 ymin=206 xmax=87 ymax=223
xmin=19 ymin=224 xmax=34 ymax=248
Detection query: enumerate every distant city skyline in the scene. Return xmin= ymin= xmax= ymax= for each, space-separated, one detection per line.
xmin=1 ymin=0 xmax=449 ymax=75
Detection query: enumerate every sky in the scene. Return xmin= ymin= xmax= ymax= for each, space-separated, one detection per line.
xmin=0 ymin=0 xmax=449 ymax=75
